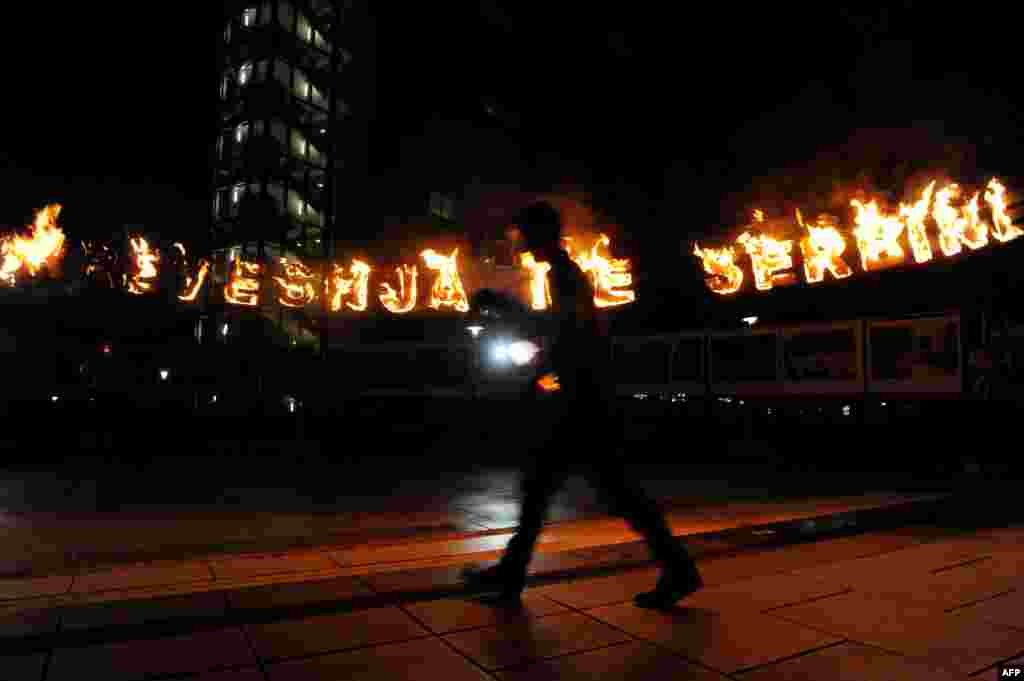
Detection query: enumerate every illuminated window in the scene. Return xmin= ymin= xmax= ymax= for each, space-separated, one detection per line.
xmin=298 ymin=202 xmax=307 ymax=216
xmin=216 ymin=137 xmax=224 ymax=159
xmin=232 ymin=184 xmax=246 ymax=205
xmin=224 ymin=23 xmax=231 ymax=44
xmin=301 ymin=80 xmax=311 ymax=99
xmin=235 ymin=122 xmax=249 ymax=143
xmin=242 ymin=7 xmax=257 ymax=26
xmin=219 ymin=76 xmax=228 ymax=99
xmin=238 ymin=62 xmax=253 ymax=85
xmin=302 ymin=21 xmax=313 ymax=42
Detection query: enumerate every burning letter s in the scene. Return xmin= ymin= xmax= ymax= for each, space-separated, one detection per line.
xmin=693 ymin=244 xmax=743 ymax=295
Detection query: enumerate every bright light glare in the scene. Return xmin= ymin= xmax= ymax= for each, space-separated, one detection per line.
xmin=742 ymin=316 xmax=759 ymax=326
xmin=491 ymin=343 xmax=509 ymax=363
xmin=506 ymin=340 xmax=539 ymax=366
xmin=222 ymin=323 xmax=229 ymax=336
xmin=466 ymin=324 xmax=484 ymax=338
xmin=50 ymin=395 xmax=59 ymax=402
xmin=159 ymin=369 xmax=170 ymax=381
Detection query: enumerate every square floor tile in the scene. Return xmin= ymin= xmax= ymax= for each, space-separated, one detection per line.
xmin=737 ymin=641 xmax=961 ymax=681
xmin=246 ymin=606 xmax=429 ymax=661
xmin=684 ymin=572 xmax=851 ymax=614
xmin=227 ymin=576 xmax=373 ymax=612
xmin=265 ymin=637 xmax=492 ymax=681
xmin=854 ymin=563 xmax=1015 ymax=611
xmin=0 ymin=652 xmax=46 ymax=681
xmin=956 ymin=590 xmax=1024 ymax=630
xmin=588 ymin=603 xmax=841 ymax=674
xmin=60 ymin=592 xmax=227 ymax=631
xmin=533 ymin=569 xmax=660 ymax=610
xmin=47 ymin=627 xmax=254 ymax=681
xmin=772 ymin=590 xmax=1024 ymax=676
xmin=403 ymin=593 xmax=568 ymax=634
xmin=0 ymin=575 xmax=73 ymax=602
xmin=442 ymin=610 xmax=630 ymax=671
xmin=495 ymin=640 xmax=729 ymax=681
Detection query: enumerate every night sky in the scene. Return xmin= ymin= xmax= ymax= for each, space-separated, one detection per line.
xmin=0 ymin=3 xmax=1019 ymax=249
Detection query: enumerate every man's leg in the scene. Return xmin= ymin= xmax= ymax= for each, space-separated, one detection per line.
xmin=497 ymin=456 xmax=571 ymax=586
xmin=585 ymin=425 xmax=702 ymax=609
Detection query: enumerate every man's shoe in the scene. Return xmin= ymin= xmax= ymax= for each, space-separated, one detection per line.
xmin=461 ymin=564 xmax=524 ymax=600
xmin=633 ymin=566 xmax=703 ymax=610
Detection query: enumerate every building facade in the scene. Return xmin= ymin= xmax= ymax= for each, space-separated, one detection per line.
xmin=211 ymin=1 xmax=372 ymax=270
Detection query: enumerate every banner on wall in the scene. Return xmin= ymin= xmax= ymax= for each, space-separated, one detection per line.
xmin=709 ymin=331 xmax=779 ymax=387
xmin=867 ymin=315 xmax=961 ymax=393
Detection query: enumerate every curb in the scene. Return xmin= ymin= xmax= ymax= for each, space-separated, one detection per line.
xmin=0 ymin=492 xmax=960 ymax=654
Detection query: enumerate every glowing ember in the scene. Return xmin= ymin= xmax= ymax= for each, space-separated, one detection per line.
xmin=536 ymin=372 xmax=560 ymax=392
xmin=224 ymin=257 xmax=262 ymax=306
xmin=520 ymin=251 xmax=552 ymax=310
xmin=899 ymin=181 xmax=936 ymax=264
xmin=797 ymin=211 xmax=853 ymax=284
xmin=272 ymin=258 xmax=317 ymax=308
xmin=693 ymin=243 xmax=743 ymax=295
xmin=850 ymin=199 xmax=905 ymax=271
xmin=327 ymin=259 xmax=371 ymax=311
xmin=932 ymin=184 xmax=987 ymax=256
xmin=421 ymin=248 xmax=469 ymax=312
xmin=127 ymin=236 xmax=160 ymax=294
xmin=566 ymin=234 xmax=636 ymax=308
xmin=379 ymin=264 xmax=418 ymax=314
xmin=736 ymin=227 xmax=797 ymax=291
xmin=985 ymin=178 xmax=1023 ymax=243
xmin=0 ymin=204 xmax=66 ymax=286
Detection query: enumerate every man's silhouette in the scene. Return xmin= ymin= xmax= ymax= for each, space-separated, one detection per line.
xmin=463 ymin=201 xmax=702 ymax=609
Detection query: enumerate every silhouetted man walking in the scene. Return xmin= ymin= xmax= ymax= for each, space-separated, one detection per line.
xmin=463 ymin=201 xmax=702 ymax=609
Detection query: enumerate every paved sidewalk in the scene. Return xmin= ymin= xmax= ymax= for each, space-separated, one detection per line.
xmin=1 ymin=504 xmax=1021 ymax=680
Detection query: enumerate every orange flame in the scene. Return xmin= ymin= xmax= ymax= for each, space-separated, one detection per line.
xmin=984 ymin=178 xmax=1022 ymax=243
xmin=327 ymin=259 xmax=371 ymax=311
xmin=850 ymin=199 xmax=905 ymax=271
xmin=379 ymin=264 xmax=418 ymax=314
xmin=932 ymin=184 xmax=987 ymax=256
xmin=693 ymin=243 xmax=743 ymax=294
xmin=0 ymin=204 xmax=66 ymax=286
xmin=172 ymin=243 xmax=209 ymax=302
xmin=736 ymin=230 xmax=797 ymax=291
xmin=127 ymin=236 xmax=160 ymax=295
xmin=519 ymin=251 xmax=552 ymax=310
xmin=179 ymin=260 xmax=210 ymax=302
xmin=898 ymin=181 xmax=936 ymax=264
xmin=224 ymin=257 xmax=262 ymax=306
xmin=272 ymin=258 xmax=317 ymax=308
xmin=576 ymin=235 xmax=635 ymax=308
xmin=536 ymin=373 xmax=560 ymax=392
xmin=797 ymin=211 xmax=853 ymax=284
xmin=421 ymin=248 xmax=469 ymax=312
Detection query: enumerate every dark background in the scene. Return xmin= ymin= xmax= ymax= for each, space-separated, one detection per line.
xmin=0 ymin=3 xmax=1019 ymax=261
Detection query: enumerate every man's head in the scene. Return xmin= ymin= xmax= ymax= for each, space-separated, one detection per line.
xmin=516 ymin=201 xmax=562 ymax=260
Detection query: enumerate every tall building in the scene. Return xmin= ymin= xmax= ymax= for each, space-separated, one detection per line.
xmin=211 ymin=1 xmax=372 ymax=270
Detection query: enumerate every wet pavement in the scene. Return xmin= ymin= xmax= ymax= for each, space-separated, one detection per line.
xmin=0 ymin=495 xmax=1020 ymax=680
